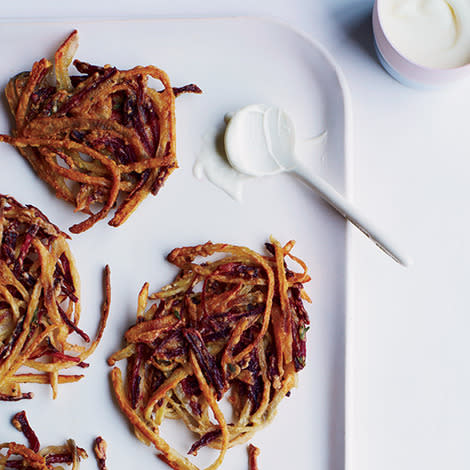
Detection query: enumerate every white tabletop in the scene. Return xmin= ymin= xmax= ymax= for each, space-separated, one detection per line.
xmin=1 ymin=1 xmax=469 ymax=470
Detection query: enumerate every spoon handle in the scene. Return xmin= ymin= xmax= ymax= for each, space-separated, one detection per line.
xmin=292 ymin=162 xmax=411 ymax=267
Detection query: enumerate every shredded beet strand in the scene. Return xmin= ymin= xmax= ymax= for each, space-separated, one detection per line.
xmin=12 ymin=411 xmax=40 ymax=452
xmin=45 ymin=453 xmax=73 ymax=464
xmin=93 ymin=436 xmax=108 ymax=470
xmin=172 ymin=84 xmax=203 ymax=97
xmin=0 ymin=392 xmax=33 ymax=402
xmin=188 ymin=429 xmax=221 ymax=456
xmin=58 ymin=304 xmax=90 ymax=342
xmin=183 ymin=328 xmax=225 ymax=400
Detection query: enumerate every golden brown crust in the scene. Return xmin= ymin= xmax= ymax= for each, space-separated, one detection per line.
xmin=0 ymin=30 xmax=201 ymax=233
xmin=247 ymin=444 xmax=260 ymax=470
xmin=0 ymin=194 xmax=110 ymax=400
xmin=109 ymin=238 xmax=311 ymax=470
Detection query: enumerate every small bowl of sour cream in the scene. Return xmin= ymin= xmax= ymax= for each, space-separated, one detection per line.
xmin=373 ymin=0 xmax=470 ymax=87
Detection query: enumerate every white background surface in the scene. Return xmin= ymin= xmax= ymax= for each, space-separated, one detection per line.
xmin=0 ymin=13 xmax=349 ymax=470
xmin=1 ymin=1 xmax=469 ymax=470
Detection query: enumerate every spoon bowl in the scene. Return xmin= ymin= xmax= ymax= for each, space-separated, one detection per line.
xmin=224 ymin=104 xmax=296 ymax=176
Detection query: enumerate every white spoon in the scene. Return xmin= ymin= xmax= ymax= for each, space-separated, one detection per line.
xmin=224 ymin=104 xmax=410 ymax=267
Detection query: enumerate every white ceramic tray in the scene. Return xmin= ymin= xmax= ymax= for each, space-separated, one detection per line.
xmin=0 ymin=17 xmax=350 ymax=470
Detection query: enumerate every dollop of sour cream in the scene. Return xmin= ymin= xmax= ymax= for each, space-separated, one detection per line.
xmin=380 ymin=0 xmax=470 ymax=69
xmin=223 ymin=104 xmax=295 ymax=176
